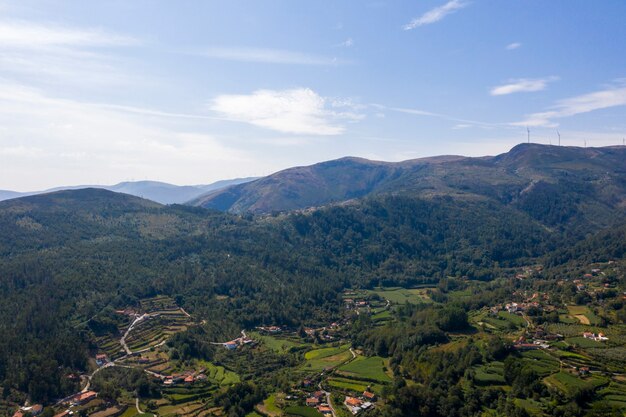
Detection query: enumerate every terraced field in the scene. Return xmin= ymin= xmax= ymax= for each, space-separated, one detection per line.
xmin=302 ymin=345 xmax=352 ymax=372
xmin=543 ymin=371 xmax=609 ymax=396
xmin=337 ymin=355 xmax=392 ymax=383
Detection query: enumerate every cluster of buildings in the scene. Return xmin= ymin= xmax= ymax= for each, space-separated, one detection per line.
xmin=12 ymin=404 xmax=42 ymax=417
xmin=512 ymin=328 xmax=564 ymax=351
xmin=582 ymin=332 xmax=609 ymax=342
xmin=305 ymin=391 xmax=332 ymax=416
xmin=344 ymin=299 xmax=368 ymax=309
xmin=163 ymin=370 xmax=208 ymax=386
xmin=256 ymin=326 xmax=282 ymax=334
xmin=344 ymin=392 xmax=376 ymax=415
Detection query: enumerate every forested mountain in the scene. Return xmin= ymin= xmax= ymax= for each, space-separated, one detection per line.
xmin=1 ymin=145 xmax=626 ymax=416
xmin=0 ymin=177 xmax=258 ymax=204
xmin=194 ymin=144 xmax=626 ymax=238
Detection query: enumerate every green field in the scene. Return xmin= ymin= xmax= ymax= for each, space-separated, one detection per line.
xmin=303 ymin=345 xmax=352 ymax=371
xmin=197 ymin=360 xmax=240 ymax=385
xmin=338 ymin=355 xmax=392 ymax=383
xmin=284 ymin=406 xmax=324 ymax=417
xmin=326 ymin=377 xmax=383 ymax=394
xmin=473 ymin=361 xmax=506 ymax=385
xmin=251 ymin=331 xmax=303 ymax=353
xmin=544 ymin=371 xmax=608 ymax=397
xmin=366 ymin=287 xmax=433 ymax=304
xmin=305 ymin=345 xmax=349 ymax=360
xmin=519 ymin=350 xmax=560 ymax=375
xmin=566 ymin=336 xmax=604 ymax=349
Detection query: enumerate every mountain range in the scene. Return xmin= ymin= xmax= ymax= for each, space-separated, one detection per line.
xmin=0 ymin=177 xmax=258 ymax=205
xmin=192 ymin=144 xmax=626 ymax=234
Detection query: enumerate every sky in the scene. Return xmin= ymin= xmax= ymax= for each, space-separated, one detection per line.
xmin=1 ymin=0 xmax=626 ymax=191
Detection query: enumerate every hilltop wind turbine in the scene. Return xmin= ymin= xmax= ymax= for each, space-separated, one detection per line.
xmin=557 ymin=130 xmax=561 ymax=146
xmin=527 ymin=126 xmax=530 ymax=143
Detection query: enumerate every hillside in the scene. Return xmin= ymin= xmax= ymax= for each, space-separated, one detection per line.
xmin=1 ymin=147 xmax=626 ymax=416
xmin=193 ymin=144 xmax=626 ymax=235
xmin=0 ymin=177 xmax=258 ymax=204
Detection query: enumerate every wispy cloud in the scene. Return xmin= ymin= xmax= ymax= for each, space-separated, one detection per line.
xmin=194 ymin=47 xmax=347 ymax=65
xmin=0 ymin=81 xmax=249 ymax=190
xmin=0 ymin=20 xmax=139 ymax=48
xmin=0 ymin=20 xmax=141 ymax=87
xmin=403 ymin=0 xmax=468 ymax=30
xmin=506 ymin=42 xmax=521 ymax=50
xmin=490 ymin=77 xmax=557 ymax=96
xmin=374 ymin=103 xmax=502 ymax=129
xmin=512 ymin=81 xmax=626 ymax=127
xmin=334 ymin=38 xmax=354 ymax=48
xmin=210 ymin=88 xmax=363 ymax=135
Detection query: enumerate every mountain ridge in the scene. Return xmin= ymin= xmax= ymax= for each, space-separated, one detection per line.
xmin=192 ymin=144 xmax=626 ymax=224
xmin=0 ymin=177 xmax=258 ymax=205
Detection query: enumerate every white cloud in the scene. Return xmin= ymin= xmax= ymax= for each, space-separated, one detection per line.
xmin=0 ymin=20 xmax=139 ymax=48
xmin=210 ymin=88 xmax=363 ymax=135
xmin=0 ymin=20 xmax=141 ymax=88
xmin=195 ymin=47 xmax=346 ymax=65
xmin=513 ymin=82 xmax=626 ymax=127
xmin=335 ymin=38 xmax=354 ymax=47
xmin=490 ymin=77 xmax=557 ymax=96
xmin=0 ymin=81 xmax=250 ymax=190
xmin=506 ymin=42 xmax=522 ymax=50
xmin=403 ymin=0 xmax=468 ymax=30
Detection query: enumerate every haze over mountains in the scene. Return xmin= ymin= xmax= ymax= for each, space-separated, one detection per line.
xmin=0 ymin=177 xmax=258 ymax=205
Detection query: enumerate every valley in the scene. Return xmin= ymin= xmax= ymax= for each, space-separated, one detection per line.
xmin=0 ymin=145 xmax=625 ymax=417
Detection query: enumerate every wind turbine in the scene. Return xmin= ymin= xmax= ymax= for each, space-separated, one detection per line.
xmin=557 ymin=131 xmax=561 ymax=146
xmin=527 ymin=126 xmax=530 ymax=144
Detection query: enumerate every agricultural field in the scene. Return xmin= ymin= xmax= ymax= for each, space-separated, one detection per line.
xmin=337 ymin=355 xmax=392 ymax=383
xmin=564 ymin=305 xmax=601 ymax=325
xmin=284 ymin=406 xmax=323 ymax=417
xmin=365 ymin=287 xmax=433 ymax=304
xmin=302 ymin=345 xmax=352 ymax=372
xmin=326 ymin=376 xmax=383 ymax=394
xmin=473 ymin=361 xmax=506 ymax=386
xmin=543 ymin=371 xmax=608 ymax=397
xmin=518 ymin=350 xmax=560 ymax=376
xmin=250 ymin=331 xmax=304 ymax=353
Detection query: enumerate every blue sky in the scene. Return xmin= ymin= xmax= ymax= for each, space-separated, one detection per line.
xmin=1 ymin=0 xmax=626 ymax=190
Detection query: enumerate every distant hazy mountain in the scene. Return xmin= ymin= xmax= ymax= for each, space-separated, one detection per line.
xmin=0 ymin=177 xmax=258 ymax=204
xmin=192 ymin=144 xmax=626 ymax=233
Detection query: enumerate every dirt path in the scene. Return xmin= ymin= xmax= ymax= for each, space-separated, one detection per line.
xmin=121 ymin=314 xmax=148 ymax=355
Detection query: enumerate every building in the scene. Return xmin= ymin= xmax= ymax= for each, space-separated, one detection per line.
xmin=362 ymin=391 xmax=377 ymax=401
xmin=95 ymin=354 xmax=108 ymax=366
xmin=306 ymin=398 xmax=320 ymax=407
xmin=72 ymin=391 xmax=97 ymax=405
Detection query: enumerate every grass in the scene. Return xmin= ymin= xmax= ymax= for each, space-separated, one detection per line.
xmin=366 ymin=287 xmax=433 ymax=304
xmin=305 ymin=345 xmax=349 ymax=360
xmin=497 ymin=311 xmax=526 ymax=327
xmin=284 ymin=406 xmax=323 ymax=417
xmin=566 ymin=336 xmax=604 ymax=349
xmin=326 ymin=377 xmax=383 ymax=394
xmin=544 ymin=371 xmax=608 ymax=397
xmin=303 ymin=349 xmax=353 ymax=372
xmin=118 ymin=408 xmax=139 ymax=417
xmin=197 ymin=360 xmax=240 ymax=385
xmin=251 ymin=331 xmax=302 ymax=353
xmin=566 ymin=306 xmax=601 ymax=325
xmin=473 ymin=362 xmax=506 ymax=385
xmin=519 ymin=350 xmax=560 ymax=376
xmin=337 ymin=356 xmax=392 ymax=383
